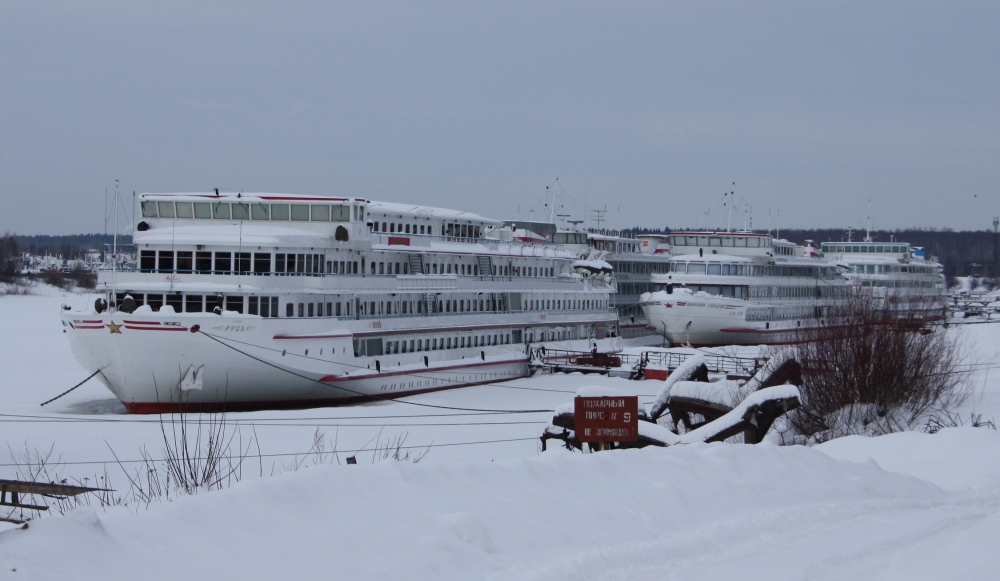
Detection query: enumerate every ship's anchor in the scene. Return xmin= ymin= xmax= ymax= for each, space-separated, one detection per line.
xmin=180 ymin=364 xmax=205 ymax=391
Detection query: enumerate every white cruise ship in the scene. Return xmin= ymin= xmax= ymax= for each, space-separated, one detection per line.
xmin=639 ymin=231 xmax=851 ymax=346
xmin=819 ymin=240 xmax=946 ymax=318
xmin=60 ymin=193 xmax=618 ymax=413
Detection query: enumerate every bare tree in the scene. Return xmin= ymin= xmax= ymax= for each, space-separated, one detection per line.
xmin=781 ymin=293 xmax=969 ymax=443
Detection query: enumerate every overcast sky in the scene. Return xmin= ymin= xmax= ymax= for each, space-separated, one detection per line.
xmin=2 ymin=1 xmax=997 ymax=235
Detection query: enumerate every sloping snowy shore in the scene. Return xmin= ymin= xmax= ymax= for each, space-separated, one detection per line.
xmin=1 ymin=289 xmax=1000 ymax=579
xmin=4 ymin=436 xmax=997 ymax=581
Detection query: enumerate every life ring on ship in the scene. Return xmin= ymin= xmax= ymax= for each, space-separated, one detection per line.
xmin=569 ymin=356 xmax=578 ymax=364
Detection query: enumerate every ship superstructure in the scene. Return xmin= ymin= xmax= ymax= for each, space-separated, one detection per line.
xmin=820 ymin=240 xmax=946 ymax=316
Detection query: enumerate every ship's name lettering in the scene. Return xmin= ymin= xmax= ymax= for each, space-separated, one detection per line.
xmin=216 ymin=325 xmax=252 ymax=332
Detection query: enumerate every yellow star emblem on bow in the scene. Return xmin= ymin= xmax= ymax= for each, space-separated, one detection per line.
xmin=106 ymin=321 xmax=123 ymax=334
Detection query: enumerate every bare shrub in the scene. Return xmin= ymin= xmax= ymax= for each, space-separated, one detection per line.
xmin=274 ymin=428 xmax=430 ymax=474
xmin=39 ymin=270 xmax=69 ymax=290
xmin=781 ymin=293 xmax=969 ymax=444
xmin=6 ymin=421 xmax=428 ymax=523
xmin=106 ymin=407 xmax=260 ymax=506
xmin=274 ymin=428 xmax=342 ymax=474
xmin=371 ymin=431 xmax=430 ymax=463
xmin=0 ymin=279 xmax=36 ymax=296
xmin=923 ymin=410 xmax=996 ymax=433
xmin=4 ymin=444 xmax=124 ymax=523
xmin=155 ymin=410 xmax=257 ymax=495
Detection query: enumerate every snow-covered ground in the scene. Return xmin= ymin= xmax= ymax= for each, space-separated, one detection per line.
xmin=1 ymin=287 xmax=1000 ymax=579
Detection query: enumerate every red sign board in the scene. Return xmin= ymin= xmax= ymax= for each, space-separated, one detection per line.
xmin=574 ymin=396 xmax=639 ymax=443
xmin=387 ymin=236 xmax=410 ymax=246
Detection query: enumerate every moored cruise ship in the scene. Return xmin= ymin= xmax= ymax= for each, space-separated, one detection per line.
xmin=60 ymin=192 xmax=619 ymax=413
xmin=819 ymin=240 xmax=946 ymax=317
xmin=639 ymin=231 xmax=851 ymax=346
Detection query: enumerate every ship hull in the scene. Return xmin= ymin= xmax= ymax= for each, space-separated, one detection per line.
xmin=61 ymin=311 xmax=538 ymax=413
xmin=640 ymin=294 xmax=822 ymax=347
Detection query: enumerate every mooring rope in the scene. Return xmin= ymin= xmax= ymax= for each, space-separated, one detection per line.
xmin=40 ymin=369 xmax=102 ymax=407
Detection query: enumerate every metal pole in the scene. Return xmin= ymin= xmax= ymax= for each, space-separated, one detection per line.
xmin=993 ymin=217 xmax=998 ymax=277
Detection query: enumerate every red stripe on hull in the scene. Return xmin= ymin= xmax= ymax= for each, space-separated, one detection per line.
xmin=274 ymin=333 xmax=352 ymax=340
xmin=123 ymin=326 xmax=188 ymax=331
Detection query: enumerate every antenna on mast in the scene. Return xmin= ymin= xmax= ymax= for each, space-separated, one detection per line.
xmin=111 ymin=180 xmax=119 ymax=309
xmin=864 ymin=199 xmax=873 ymax=242
xmin=102 ymin=187 xmax=108 ymax=263
xmin=590 ymin=206 xmax=607 ymax=230
xmin=548 ymin=179 xmax=559 ymax=223
xmin=725 ymin=191 xmax=734 ymax=233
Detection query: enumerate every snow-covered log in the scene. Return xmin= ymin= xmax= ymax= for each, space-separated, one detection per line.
xmin=676 ymin=385 xmax=800 ymax=445
xmin=648 ymin=354 xmax=708 ymax=421
xmin=743 ymin=347 xmax=800 ymax=392
xmin=664 ymin=349 xmax=801 ymax=432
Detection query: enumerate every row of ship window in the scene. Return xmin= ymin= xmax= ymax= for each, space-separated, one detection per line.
xmin=671 ymin=263 xmax=833 ymax=277
xmin=354 ymin=333 xmax=513 ymax=358
xmin=822 ymin=244 xmax=908 ymax=254
xmin=140 ymin=251 xmax=352 ymax=275
xmin=845 ymin=264 xmax=937 ymax=275
xmin=355 ymin=326 xmax=589 ymax=359
xmin=747 ymin=286 xmax=845 ymax=299
xmin=137 ymin=250 xmax=560 ymax=277
xmin=142 ymin=201 xmax=363 ymax=222
xmin=611 ymin=261 xmax=670 ymax=274
xmin=859 ymin=280 xmax=942 ymax=288
xmin=668 ymin=285 xmax=847 ymax=299
xmin=746 ymin=305 xmax=823 ymax=322
xmin=115 ymin=293 xmax=280 ymax=316
xmin=112 ymin=292 xmax=607 ymax=317
xmin=670 ymin=236 xmax=771 ymax=248
xmin=370 ymin=220 xmax=482 ymax=239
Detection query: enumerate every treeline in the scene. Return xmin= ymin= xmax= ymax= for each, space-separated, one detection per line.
xmin=11 ymin=233 xmax=133 ymax=260
xmin=1 ymin=234 xmax=18 ymax=281
xmin=615 ymin=226 xmax=999 ymax=278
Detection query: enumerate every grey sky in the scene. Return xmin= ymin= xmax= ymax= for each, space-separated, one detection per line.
xmin=2 ymin=1 xmax=997 ymax=235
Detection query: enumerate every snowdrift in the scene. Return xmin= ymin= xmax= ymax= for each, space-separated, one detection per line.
xmin=0 ymin=442 xmax=959 ymax=581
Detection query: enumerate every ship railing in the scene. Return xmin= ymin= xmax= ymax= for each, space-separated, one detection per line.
xmin=536 ymin=348 xmax=764 ymax=376
xmin=99 ymin=268 xmax=603 ymax=287
xmin=345 ymin=306 xmax=618 ymax=321
xmin=370 ymin=232 xmax=579 ymax=254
